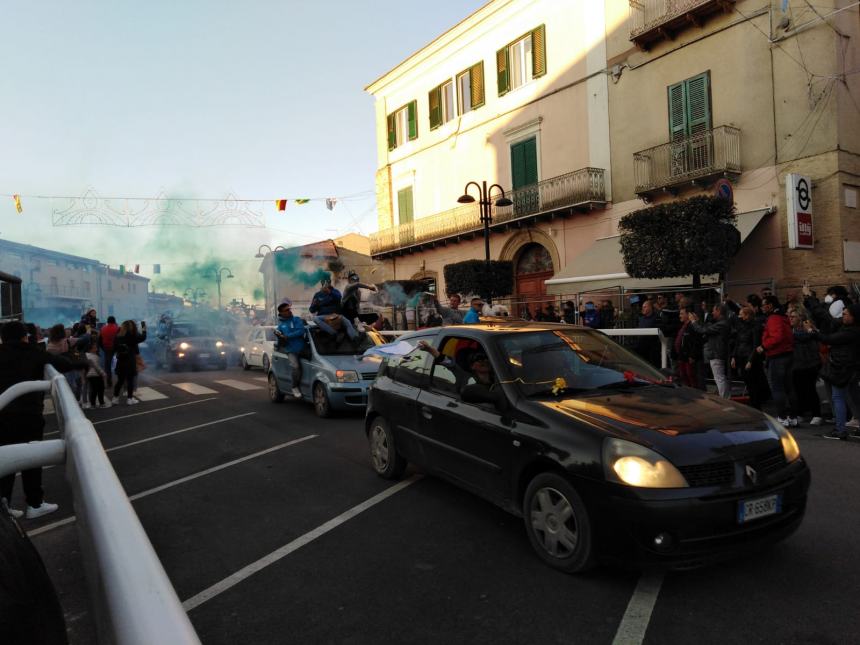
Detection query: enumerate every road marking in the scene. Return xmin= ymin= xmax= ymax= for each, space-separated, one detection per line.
xmin=134 ymin=386 xmax=169 ymax=401
xmin=172 ymin=382 xmax=219 ymax=395
xmin=611 ymin=571 xmax=665 ymax=645
xmin=28 ymin=434 xmax=318 ymax=538
xmin=92 ymin=398 xmax=218 ymax=425
xmin=182 ymin=474 xmax=423 ymax=612
xmin=214 ymin=379 xmax=264 ymax=391
xmin=104 ymin=413 xmax=257 ymax=452
xmin=253 ymin=377 xmax=269 ymax=383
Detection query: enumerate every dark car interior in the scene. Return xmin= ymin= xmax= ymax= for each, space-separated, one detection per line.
xmin=309 ymin=327 xmax=375 ymax=356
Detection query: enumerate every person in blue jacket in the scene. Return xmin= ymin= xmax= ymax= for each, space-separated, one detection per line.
xmin=309 ymin=278 xmax=359 ymax=341
xmin=274 ymin=299 xmax=306 ymax=398
xmin=463 ymin=297 xmax=484 ymax=324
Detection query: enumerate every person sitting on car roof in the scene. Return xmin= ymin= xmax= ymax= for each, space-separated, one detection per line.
xmin=309 ymin=278 xmax=360 ymax=342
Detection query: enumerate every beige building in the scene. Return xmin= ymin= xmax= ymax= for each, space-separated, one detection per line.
xmin=368 ymin=0 xmax=860 ymax=307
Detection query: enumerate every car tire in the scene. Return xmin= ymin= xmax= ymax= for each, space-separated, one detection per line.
xmin=368 ymin=417 xmax=406 ymax=480
xmin=523 ymin=473 xmax=594 ymax=574
xmin=262 ymin=354 xmax=270 ymax=373
xmin=168 ymin=359 xmax=178 ymax=373
xmin=268 ymin=372 xmax=285 ymax=403
xmin=241 ymin=354 xmax=250 ymax=370
xmin=313 ymin=382 xmax=331 ymax=418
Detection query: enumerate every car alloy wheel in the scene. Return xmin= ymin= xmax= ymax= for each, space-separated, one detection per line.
xmin=523 ymin=473 xmax=593 ymax=573
xmin=313 ymin=382 xmax=331 ymax=418
xmin=241 ymin=354 xmax=250 ymax=370
xmin=368 ymin=418 xmax=406 ymax=479
xmin=268 ymin=372 xmax=285 ymax=403
xmin=262 ymin=354 xmax=270 ymax=373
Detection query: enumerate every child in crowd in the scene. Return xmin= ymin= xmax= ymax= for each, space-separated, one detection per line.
xmin=85 ymin=339 xmax=110 ymax=408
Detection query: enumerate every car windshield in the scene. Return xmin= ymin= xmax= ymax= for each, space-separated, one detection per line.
xmin=496 ymin=329 xmax=666 ymax=396
xmin=172 ymin=325 xmax=210 ymax=338
xmin=311 ymin=328 xmax=376 ymax=355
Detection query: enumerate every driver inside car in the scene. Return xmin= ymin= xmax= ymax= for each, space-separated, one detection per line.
xmin=417 ymin=340 xmax=497 ymax=393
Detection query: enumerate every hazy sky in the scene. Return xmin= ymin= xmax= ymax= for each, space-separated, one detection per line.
xmin=0 ymin=0 xmax=486 ymax=301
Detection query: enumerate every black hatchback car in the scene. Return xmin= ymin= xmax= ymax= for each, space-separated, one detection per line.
xmin=365 ymin=322 xmax=810 ymax=572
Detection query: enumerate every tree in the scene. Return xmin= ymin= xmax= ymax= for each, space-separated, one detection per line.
xmin=443 ymin=260 xmax=514 ymax=301
xmin=618 ymin=195 xmax=740 ymax=288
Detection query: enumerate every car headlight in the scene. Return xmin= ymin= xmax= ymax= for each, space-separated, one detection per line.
xmin=766 ymin=415 xmax=801 ymax=463
xmin=215 ymin=341 xmax=224 ymax=348
xmin=240 ymin=346 xmax=245 ymax=352
xmin=603 ymin=438 xmax=688 ymax=488
xmin=335 ymin=370 xmax=359 ymax=383
xmin=179 ymin=342 xmax=190 ymax=350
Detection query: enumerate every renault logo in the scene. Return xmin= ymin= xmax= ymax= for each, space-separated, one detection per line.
xmin=745 ymin=464 xmax=758 ymax=485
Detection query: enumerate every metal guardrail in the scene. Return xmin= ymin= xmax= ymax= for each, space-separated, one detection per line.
xmin=599 ymin=327 xmax=669 ymax=369
xmin=633 ymin=125 xmax=741 ymax=194
xmin=0 ymin=365 xmax=200 ymax=645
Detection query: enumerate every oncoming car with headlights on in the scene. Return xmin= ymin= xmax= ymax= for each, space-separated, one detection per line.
xmin=365 ymin=322 xmax=810 ymax=572
xmin=152 ymin=320 xmax=230 ymax=371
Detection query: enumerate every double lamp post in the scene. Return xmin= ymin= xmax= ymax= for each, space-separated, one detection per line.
xmin=457 ymin=181 xmax=512 ymax=303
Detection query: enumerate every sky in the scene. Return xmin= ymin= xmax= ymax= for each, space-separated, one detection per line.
xmin=0 ymin=0 xmax=487 ymax=303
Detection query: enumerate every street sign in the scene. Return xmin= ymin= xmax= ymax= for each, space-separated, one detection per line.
xmin=714 ymin=178 xmax=734 ymax=203
xmin=785 ymin=173 xmax=813 ymax=249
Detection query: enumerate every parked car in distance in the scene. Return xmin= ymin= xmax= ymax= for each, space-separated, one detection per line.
xmin=365 ymin=322 xmax=810 ymax=573
xmin=240 ymin=326 xmax=276 ymax=372
xmin=269 ymin=324 xmax=386 ymax=417
xmin=151 ymin=319 xmax=230 ymax=371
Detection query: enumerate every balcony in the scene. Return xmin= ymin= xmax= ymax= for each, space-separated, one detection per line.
xmin=45 ymin=285 xmax=90 ymax=300
xmin=369 ymin=167 xmax=607 ymax=258
xmin=633 ymin=125 xmax=741 ymax=196
xmin=628 ymin=0 xmax=735 ymax=49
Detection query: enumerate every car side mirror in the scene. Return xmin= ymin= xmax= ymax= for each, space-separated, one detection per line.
xmin=461 ymin=384 xmax=508 ymax=412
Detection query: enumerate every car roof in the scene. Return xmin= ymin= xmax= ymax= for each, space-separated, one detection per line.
xmin=397 ymin=321 xmax=585 ymax=341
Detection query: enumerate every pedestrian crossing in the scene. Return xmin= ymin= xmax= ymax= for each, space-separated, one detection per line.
xmin=43 ymin=377 xmax=267 ymax=414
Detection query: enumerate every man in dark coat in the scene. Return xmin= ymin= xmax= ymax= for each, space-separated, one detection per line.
xmin=0 ymin=321 xmax=86 ymax=519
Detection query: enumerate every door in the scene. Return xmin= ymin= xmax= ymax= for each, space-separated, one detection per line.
xmin=511 ymin=137 xmax=539 ymax=216
xmin=249 ymin=330 xmax=263 ymax=366
xmin=514 ymin=244 xmax=554 ymax=319
xmin=382 ymin=349 xmax=432 ymax=463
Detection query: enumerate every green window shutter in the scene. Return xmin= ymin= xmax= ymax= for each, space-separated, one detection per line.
xmin=531 ymin=25 xmax=547 ymax=78
xmin=668 ymin=81 xmax=688 ymax=142
xmin=497 ymin=47 xmax=510 ymax=96
xmin=387 ymin=113 xmax=396 ymax=150
xmin=429 ymin=86 xmax=442 ymax=130
xmin=470 ymin=61 xmax=485 ymax=108
xmin=407 ymin=100 xmax=418 ymax=140
xmin=397 ymin=187 xmax=414 ymax=225
xmin=511 ymin=138 xmax=538 ymax=189
xmin=523 ymin=138 xmax=538 ymax=185
xmin=685 ymin=72 xmax=711 ymax=135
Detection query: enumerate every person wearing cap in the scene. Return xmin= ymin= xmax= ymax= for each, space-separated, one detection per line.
xmin=309 ymin=278 xmax=360 ymax=341
xmin=463 ymin=297 xmax=483 ymax=324
xmin=341 ymin=271 xmax=377 ymax=326
xmin=274 ymin=299 xmax=306 ymax=398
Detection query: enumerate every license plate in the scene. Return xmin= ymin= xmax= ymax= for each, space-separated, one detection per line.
xmin=737 ymin=493 xmax=782 ymax=524
xmin=199 ymin=353 xmax=210 ymax=359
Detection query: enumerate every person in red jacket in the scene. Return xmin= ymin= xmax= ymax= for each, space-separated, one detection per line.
xmin=98 ymin=315 xmax=119 ymax=388
xmin=756 ymin=295 xmax=796 ymax=426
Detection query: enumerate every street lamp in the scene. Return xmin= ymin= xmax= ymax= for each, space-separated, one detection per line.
xmin=457 ymin=181 xmax=513 ymax=303
xmin=254 ymin=244 xmax=286 ymax=258
xmin=210 ymin=267 xmax=234 ymax=310
xmin=183 ymin=287 xmax=207 ymax=307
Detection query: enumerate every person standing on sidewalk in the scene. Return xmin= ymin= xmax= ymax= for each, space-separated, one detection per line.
xmin=274 ymin=299 xmax=306 ymax=399
xmin=731 ymin=306 xmax=766 ymax=409
xmin=789 ymin=309 xmax=822 ymax=426
xmin=113 ymin=320 xmax=146 ymax=405
xmin=0 ymin=321 xmax=87 ymax=519
xmin=757 ymin=295 xmax=796 ymax=426
xmin=673 ymin=306 xmax=703 ymax=389
xmin=98 ymin=315 xmax=119 ymax=389
xmin=689 ymin=304 xmax=732 ymax=398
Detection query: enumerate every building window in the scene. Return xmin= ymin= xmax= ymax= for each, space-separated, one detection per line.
xmin=668 ymin=72 xmax=712 ymax=176
xmin=457 ymin=62 xmax=485 ymax=115
xmin=387 ymin=100 xmax=418 ymax=150
xmin=84 ymin=281 xmax=91 ymax=295
xmin=69 ymin=279 xmax=75 ymax=290
xmin=497 ymin=25 xmax=546 ymax=96
xmin=132 ymin=283 xmax=136 ymax=293
xmin=49 ymin=277 xmax=58 ymax=295
xmin=397 ymin=186 xmax=414 ymax=226
xmin=108 ymin=280 xmax=113 ymax=292
xmin=429 ymin=80 xmax=457 ymax=129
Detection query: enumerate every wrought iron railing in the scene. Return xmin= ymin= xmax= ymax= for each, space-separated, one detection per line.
xmin=633 ymin=125 xmax=741 ymax=194
xmin=629 ymin=0 xmax=731 ymax=38
xmin=369 ymin=168 xmax=606 ymax=255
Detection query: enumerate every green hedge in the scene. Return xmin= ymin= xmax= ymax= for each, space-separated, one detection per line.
xmin=443 ymin=260 xmax=514 ymax=300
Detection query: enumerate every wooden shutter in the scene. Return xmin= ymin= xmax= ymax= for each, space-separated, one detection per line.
xmin=531 ymin=25 xmax=546 ymax=78
xmin=668 ymin=81 xmax=688 ymax=142
xmin=407 ymin=100 xmax=418 ymax=140
xmin=470 ymin=61 xmax=485 ymax=108
xmin=428 ymin=86 xmax=442 ymax=130
xmin=523 ymin=138 xmax=538 ymax=185
xmin=685 ymin=72 xmax=711 ymax=135
xmin=497 ymin=47 xmax=510 ymax=96
xmin=397 ymin=187 xmax=414 ymax=225
xmin=511 ymin=139 xmax=539 ymax=190
xmin=387 ymin=113 xmax=396 ymax=150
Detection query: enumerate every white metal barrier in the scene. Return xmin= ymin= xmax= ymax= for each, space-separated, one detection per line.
xmin=599 ymin=328 xmax=669 ymax=369
xmin=0 ymin=365 xmax=200 ymax=645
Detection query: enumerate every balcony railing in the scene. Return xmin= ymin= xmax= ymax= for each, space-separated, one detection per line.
xmin=629 ymin=0 xmax=735 ymax=48
xmin=369 ymin=168 xmax=606 ymax=257
xmin=46 ymin=285 xmax=90 ymax=299
xmin=633 ymin=125 xmax=740 ymax=195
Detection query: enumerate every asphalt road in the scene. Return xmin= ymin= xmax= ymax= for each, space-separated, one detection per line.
xmin=16 ymin=366 xmax=860 ymax=644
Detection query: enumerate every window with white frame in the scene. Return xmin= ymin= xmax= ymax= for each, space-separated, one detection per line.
xmin=509 ymin=35 xmax=533 ymax=91
xmin=441 ymin=80 xmax=455 ymax=123
xmin=458 ymin=70 xmax=472 ymax=114
xmin=388 ymin=101 xmax=418 ymax=150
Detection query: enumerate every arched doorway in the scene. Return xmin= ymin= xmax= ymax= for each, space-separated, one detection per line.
xmin=515 ymin=243 xmax=554 ymax=318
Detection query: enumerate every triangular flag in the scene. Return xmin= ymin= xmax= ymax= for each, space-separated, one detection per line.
xmin=325 ymin=198 xmax=337 ymax=211
xmin=153 ymin=264 xmax=161 ymax=274
xmin=134 ymin=264 xmax=140 ymax=274
xmin=275 ymin=199 xmax=287 ymax=211
xmin=295 ymin=199 xmax=310 ymax=205
xmin=13 ymin=195 xmax=22 ymax=213
xmin=119 ymin=265 xmax=125 ymax=275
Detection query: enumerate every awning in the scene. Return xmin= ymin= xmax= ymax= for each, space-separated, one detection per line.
xmin=735 ymin=207 xmax=772 ymax=243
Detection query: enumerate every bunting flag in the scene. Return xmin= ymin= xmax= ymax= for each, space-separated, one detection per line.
xmin=119 ymin=265 xmax=125 ymax=275
xmin=294 ymin=199 xmax=310 ymax=205
xmin=275 ymin=199 xmax=287 ymax=211
xmin=325 ymin=197 xmax=337 ymax=211
xmin=153 ymin=264 xmax=161 ymax=274
xmin=134 ymin=264 xmax=140 ymax=274
xmin=13 ymin=194 xmax=22 ymax=213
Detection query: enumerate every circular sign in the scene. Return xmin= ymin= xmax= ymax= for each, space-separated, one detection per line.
xmin=796 ymin=177 xmax=811 ymax=211
xmin=714 ymin=178 xmax=734 ymax=202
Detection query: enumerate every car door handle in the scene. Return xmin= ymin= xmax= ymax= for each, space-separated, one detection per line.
xmin=421 ymin=406 xmax=433 ymax=420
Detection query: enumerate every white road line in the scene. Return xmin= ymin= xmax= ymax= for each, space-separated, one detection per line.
xmin=134 ymin=386 xmax=169 ymax=401
xmin=92 ymin=398 xmax=217 ymax=425
xmin=182 ymin=474 xmax=423 ymax=612
xmin=28 ymin=434 xmax=318 ymax=538
xmin=253 ymin=377 xmax=269 ymax=383
xmin=104 ymin=413 xmax=257 ymax=453
xmin=214 ymin=379 xmax=264 ymax=391
xmin=611 ymin=572 xmax=665 ymax=645
xmin=172 ymin=382 xmax=219 ymax=395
